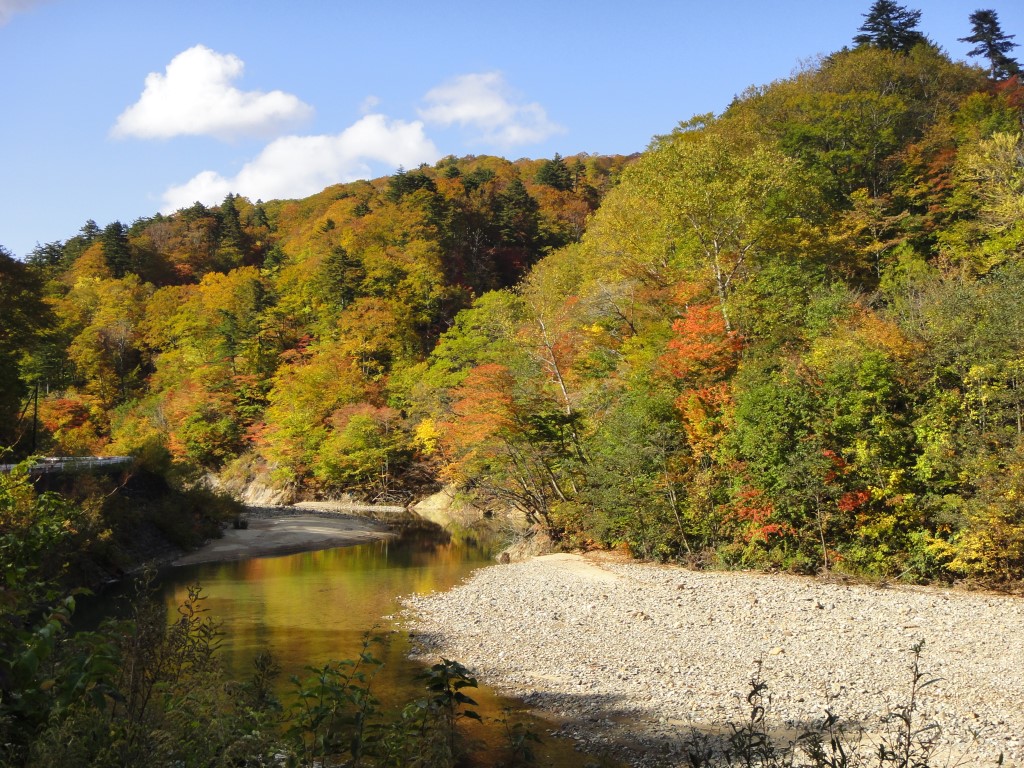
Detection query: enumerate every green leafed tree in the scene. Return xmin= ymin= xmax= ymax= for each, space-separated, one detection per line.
xmin=630 ymin=119 xmax=822 ymax=334
xmin=854 ymin=0 xmax=926 ymax=52
xmin=960 ymin=9 xmax=1021 ymax=80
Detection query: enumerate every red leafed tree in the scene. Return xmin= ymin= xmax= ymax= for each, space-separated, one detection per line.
xmin=731 ymin=486 xmax=793 ymax=543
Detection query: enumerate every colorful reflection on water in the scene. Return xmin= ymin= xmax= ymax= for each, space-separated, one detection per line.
xmin=93 ymin=525 xmax=614 ymax=766
xmin=162 ymin=529 xmax=494 ymax=706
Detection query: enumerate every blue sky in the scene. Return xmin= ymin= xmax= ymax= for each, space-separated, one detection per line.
xmin=2 ymin=0 xmax=1022 ymax=258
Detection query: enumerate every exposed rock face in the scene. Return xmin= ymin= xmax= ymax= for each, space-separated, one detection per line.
xmin=236 ymin=480 xmax=293 ymax=506
xmin=206 ymin=456 xmax=295 ymax=507
xmin=411 ymin=487 xmax=530 ymax=531
xmin=498 ymin=524 xmax=555 ymax=561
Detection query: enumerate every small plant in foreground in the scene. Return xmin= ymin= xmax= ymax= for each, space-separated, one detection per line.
xmin=496 ymin=706 xmax=543 ymax=766
xmin=678 ymin=641 xmax=986 ymax=768
xmin=423 ymin=658 xmax=483 ymax=757
xmin=285 ymin=635 xmax=383 ymax=767
xmin=874 ymin=640 xmax=943 ymax=768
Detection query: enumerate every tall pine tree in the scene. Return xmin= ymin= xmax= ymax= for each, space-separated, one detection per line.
xmin=535 ymin=153 xmax=574 ymax=191
xmin=854 ymin=1 xmax=926 ymax=52
xmin=101 ymin=221 xmax=132 ymax=278
xmin=960 ymin=9 xmax=1020 ymax=80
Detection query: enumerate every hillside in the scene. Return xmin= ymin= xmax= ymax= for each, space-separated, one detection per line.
xmin=2 ymin=153 xmax=631 ymax=493
xmin=4 ymin=40 xmax=1024 ymax=585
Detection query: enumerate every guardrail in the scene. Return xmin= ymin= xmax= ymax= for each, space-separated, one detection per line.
xmin=0 ymin=456 xmax=134 ymax=475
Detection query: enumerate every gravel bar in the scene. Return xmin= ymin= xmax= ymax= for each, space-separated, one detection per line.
xmin=402 ymin=552 xmax=1024 ymax=766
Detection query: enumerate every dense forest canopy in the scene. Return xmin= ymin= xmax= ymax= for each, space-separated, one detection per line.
xmin=4 ymin=4 xmax=1024 ymax=584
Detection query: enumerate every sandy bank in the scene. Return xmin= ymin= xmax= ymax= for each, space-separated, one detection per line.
xmin=404 ymin=552 xmax=1024 ymax=767
xmin=173 ymin=511 xmax=394 ymax=566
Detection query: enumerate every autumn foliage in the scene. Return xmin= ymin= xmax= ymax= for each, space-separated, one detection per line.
xmin=8 ymin=35 xmax=1024 ymax=583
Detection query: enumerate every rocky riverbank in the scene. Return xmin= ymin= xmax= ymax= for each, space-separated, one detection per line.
xmin=403 ymin=552 xmax=1024 ymax=767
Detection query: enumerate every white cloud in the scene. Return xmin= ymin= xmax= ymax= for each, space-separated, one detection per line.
xmin=419 ymin=72 xmax=564 ymax=147
xmin=161 ymin=114 xmax=439 ymax=211
xmin=0 ymin=0 xmax=49 ymax=25
xmin=112 ymin=44 xmax=313 ymax=140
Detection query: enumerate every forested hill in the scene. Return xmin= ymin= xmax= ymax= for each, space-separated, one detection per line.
xmin=4 ymin=36 xmax=1024 ymax=584
xmin=0 ymin=153 xmax=632 ymax=483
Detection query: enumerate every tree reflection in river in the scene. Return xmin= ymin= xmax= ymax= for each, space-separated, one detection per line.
xmin=156 ymin=526 xmax=613 ymax=766
xmin=162 ymin=528 xmax=494 ymax=705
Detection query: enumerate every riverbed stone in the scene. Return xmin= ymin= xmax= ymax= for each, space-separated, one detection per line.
xmin=402 ymin=552 xmax=1024 ymax=767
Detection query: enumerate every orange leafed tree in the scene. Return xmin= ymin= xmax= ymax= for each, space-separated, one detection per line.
xmin=437 ymin=363 xmax=561 ymax=525
xmin=439 ymin=363 xmax=518 ymax=478
xmin=661 ymin=301 xmax=743 ymax=462
xmin=662 ymin=301 xmax=743 ymax=382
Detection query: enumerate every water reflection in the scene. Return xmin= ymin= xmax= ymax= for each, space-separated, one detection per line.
xmin=89 ymin=525 xmax=614 ymax=766
xmin=163 ymin=529 xmax=493 ymax=706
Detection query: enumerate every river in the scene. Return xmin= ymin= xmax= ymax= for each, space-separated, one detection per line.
xmin=152 ymin=526 xmax=604 ymax=766
xmin=164 ymin=528 xmax=490 ymax=704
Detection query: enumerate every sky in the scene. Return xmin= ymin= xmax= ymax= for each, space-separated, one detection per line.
xmin=1 ymin=0 xmax=1022 ymax=258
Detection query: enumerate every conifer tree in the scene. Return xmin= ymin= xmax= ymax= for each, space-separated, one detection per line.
xmin=218 ymin=193 xmax=244 ymax=250
xmin=854 ymin=0 xmax=926 ymax=52
xmin=535 ymin=153 xmax=573 ymax=191
xmin=101 ymin=220 xmax=132 ymax=278
xmin=496 ymin=177 xmax=540 ymax=248
xmin=960 ymin=9 xmax=1020 ymax=80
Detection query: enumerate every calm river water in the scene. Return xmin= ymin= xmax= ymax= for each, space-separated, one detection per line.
xmin=164 ymin=529 xmax=491 ymax=702
xmin=153 ymin=527 xmax=602 ymax=766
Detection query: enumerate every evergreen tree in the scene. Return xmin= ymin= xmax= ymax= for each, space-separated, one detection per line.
xmin=26 ymin=241 xmax=65 ymax=269
xmin=535 ymin=153 xmax=574 ymax=191
xmin=181 ymin=200 xmax=213 ymax=223
xmin=854 ymin=1 xmax=926 ymax=52
xmin=127 ymin=216 xmax=153 ymax=237
xmin=218 ymin=193 xmax=245 ymax=250
xmin=214 ymin=193 xmax=247 ymax=270
xmin=78 ymin=219 xmax=100 ymax=242
xmin=252 ymin=201 xmax=270 ymax=229
xmin=319 ymin=245 xmax=365 ymax=311
xmin=101 ymin=220 xmax=132 ymax=278
xmin=386 ymin=167 xmax=437 ymax=202
xmin=960 ymin=9 xmax=1020 ymax=80
xmin=496 ymin=178 xmax=540 ymax=248
xmin=461 ymin=167 xmax=496 ymax=193
xmin=61 ymin=220 xmax=100 ymax=266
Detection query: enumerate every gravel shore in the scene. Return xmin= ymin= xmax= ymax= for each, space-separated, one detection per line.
xmin=403 ymin=552 xmax=1024 ymax=767
xmin=172 ymin=507 xmax=393 ymax=566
